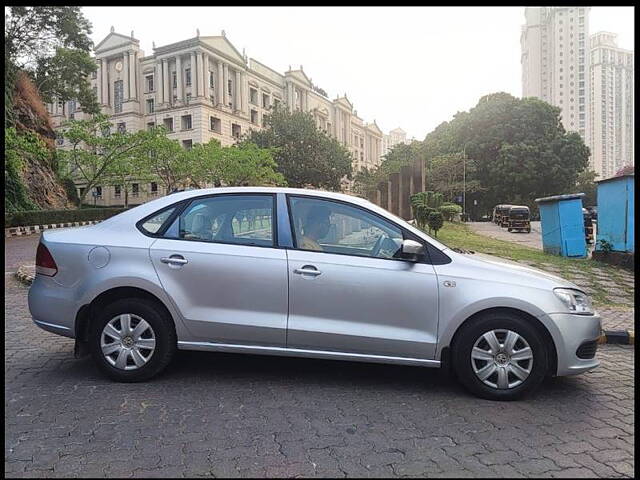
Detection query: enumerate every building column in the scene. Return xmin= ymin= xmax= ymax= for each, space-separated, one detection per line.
xmin=162 ymin=59 xmax=169 ymax=106
xmin=241 ymin=72 xmax=248 ymax=115
xmin=156 ymin=61 xmax=163 ymax=105
xmin=235 ymin=70 xmax=241 ymax=112
xmin=129 ymin=51 xmax=137 ymax=100
xmin=196 ymin=51 xmax=204 ymax=97
xmin=96 ymin=61 xmax=103 ymax=104
xmin=217 ymin=61 xmax=224 ymax=106
xmin=188 ymin=51 xmax=196 ymax=98
xmin=223 ymin=63 xmax=229 ymax=106
xmin=176 ymin=55 xmax=183 ymax=104
xmin=122 ymin=53 xmax=129 ymax=100
xmin=101 ymin=58 xmax=109 ymax=106
xmin=203 ymin=53 xmax=209 ymax=100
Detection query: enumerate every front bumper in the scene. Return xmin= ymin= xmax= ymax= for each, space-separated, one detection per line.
xmin=548 ymin=312 xmax=601 ymax=376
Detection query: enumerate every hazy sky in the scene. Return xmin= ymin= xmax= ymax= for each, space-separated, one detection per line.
xmin=82 ymin=6 xmax=634 ymax=140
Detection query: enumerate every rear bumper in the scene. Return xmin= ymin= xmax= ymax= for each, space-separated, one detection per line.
xmin=28 ymin=275 xmax=78 ymax=339
xmin=548 ymin=312 xmax=601 ymax=376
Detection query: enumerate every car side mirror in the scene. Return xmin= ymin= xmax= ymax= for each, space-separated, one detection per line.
xmin=401 ymin=239 xmax=424 ymax=261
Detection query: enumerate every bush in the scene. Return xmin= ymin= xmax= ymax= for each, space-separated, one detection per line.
xmin=5 ymin=207 xmax=128 ymax=227
xmin=439 ymin=203 xmax=462 ymax=221
xmin=415 ymin=205 xmax=434 ymax=229
xmin=428 ymin=211 xmax=444 ymax=236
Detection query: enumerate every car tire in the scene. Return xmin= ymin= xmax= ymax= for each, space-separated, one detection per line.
xmin=89 ymin=298 xmax=176 ymax=382
xmin=452 ymin=311 xmax=549 ymax=401
xmin=507 ymin=228 xmax=512 ymax=232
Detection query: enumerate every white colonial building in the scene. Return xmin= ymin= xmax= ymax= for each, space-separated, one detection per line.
xmin=49 ymin=28 xmax=386 ymax=206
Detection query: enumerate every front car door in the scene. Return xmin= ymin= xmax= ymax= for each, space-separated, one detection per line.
xmin=148 ymin=193 xmax=288 ymax=346
xmin=285 ymin=195 xmax=440 ymax=360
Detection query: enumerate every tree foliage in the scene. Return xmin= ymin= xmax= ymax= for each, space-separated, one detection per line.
xmin=5 ymin=6 xmax=98 ymax=114
xmin=242 ymin=104 xmax=352 ymax=190
xmin=574 ymin=169 xmax=598 ymax=207
xmin=427 ymin=211 xmax=444 ymax=237
xmin=422 ymin=92 xmax=590 ymax=213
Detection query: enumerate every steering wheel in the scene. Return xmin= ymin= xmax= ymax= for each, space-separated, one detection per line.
xmin=371 ymin=235 xmax=385 ymax=258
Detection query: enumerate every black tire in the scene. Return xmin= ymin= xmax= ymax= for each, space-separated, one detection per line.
xmin=507 ymin=228 xmax=512 ymax=232
xmin=89 ymin=298 xmax=176 ymax=382
xmin=452 ymin=311 xmax=549 ymax=401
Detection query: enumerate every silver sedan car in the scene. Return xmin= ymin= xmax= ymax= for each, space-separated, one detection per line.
xmin=29 ymin=187 xmax=601 ymax=400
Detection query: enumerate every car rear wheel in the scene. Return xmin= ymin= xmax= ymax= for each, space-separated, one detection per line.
xmin=452 ymin=311 xmax=549 ymax=401
xmin=89 ymin=298 xmax=176 ymax=382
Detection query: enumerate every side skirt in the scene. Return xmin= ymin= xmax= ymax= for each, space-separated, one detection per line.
xmin=177 ymin=341 xmax=441 ymax=368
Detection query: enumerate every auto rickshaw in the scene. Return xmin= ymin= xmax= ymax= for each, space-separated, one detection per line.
xmin=493 ymin=204 xmax=513 ymax=226
xmin=506 ymin=205 xmax=531 ymax=233
xmin=583 ymin=208 xmax=594 ymax=244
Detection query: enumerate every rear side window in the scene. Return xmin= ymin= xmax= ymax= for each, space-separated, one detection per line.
xmin=166 ymin=194 xmax=275 ymax=247
xmin=139 ymin=207 xmax=176 ymax=234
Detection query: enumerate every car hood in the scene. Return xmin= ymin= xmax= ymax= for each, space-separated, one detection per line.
xmin=442 ymin=249 xmax=582 ymax=292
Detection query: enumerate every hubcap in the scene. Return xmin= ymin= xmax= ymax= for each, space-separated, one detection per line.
xmin=471 ymin=329 xmax=533 ymax=390
xmin=100 ymin=314 xmax=156 ymax=371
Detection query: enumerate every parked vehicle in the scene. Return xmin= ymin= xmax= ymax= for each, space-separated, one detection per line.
xmin=583 ymin=208 xmax=594 ymax=244
xmin=507 ymin=205 xmax=531 ymax=233
xmin=492 ymin=204 xmax=513 ymax=226
xmin=29 ymin=187 xmax=601 ymax=401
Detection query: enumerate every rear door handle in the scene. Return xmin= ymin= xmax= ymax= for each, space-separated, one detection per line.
xmin=161 ymin=255 xmax=188 ymax=265
xmin=294 ymin=265 xmax=321 ymax=276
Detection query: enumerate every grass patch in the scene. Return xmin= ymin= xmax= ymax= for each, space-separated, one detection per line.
xmin=427 ymin=222 xmax=633 ymax=307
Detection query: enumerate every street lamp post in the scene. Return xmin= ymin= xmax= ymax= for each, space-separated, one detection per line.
xmin=462 ymin=145 xmax=467 ymax=222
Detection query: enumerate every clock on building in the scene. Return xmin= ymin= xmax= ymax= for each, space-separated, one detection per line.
xmin=115 ymin=61 xmax=123 ymax=72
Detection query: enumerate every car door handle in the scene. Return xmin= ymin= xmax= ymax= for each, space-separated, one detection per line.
xmin=161 ymin=256 xmax=188 ymax=265
xmin=294 ymin=266 xmax=322 ymax=276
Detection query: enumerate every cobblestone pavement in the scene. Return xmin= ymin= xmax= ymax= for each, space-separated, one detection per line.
xmin=5 ymin=275 xmax=635 ymax=478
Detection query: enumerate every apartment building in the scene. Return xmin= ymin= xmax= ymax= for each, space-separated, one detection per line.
xmin=521 ymin=6 xmax=591 ymax=141
xmin=382 ymin=127 xmax=416 ymax=157
xmin=588 ymin=32 xmax=634 ymax=179
xmin=49 ymin=28 xmax=385 ymax=206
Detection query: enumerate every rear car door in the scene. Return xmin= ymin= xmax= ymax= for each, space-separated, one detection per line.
xmin=148 ymin=193 xmax=288 ymax=346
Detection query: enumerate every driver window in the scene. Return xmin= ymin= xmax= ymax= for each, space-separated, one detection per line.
xmin=289 ymin=196 xmax=404 ymax=259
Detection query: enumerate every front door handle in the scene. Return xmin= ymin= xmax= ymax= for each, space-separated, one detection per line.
xmin=294 ymin=265 xmax=322 ymax=276
xmin=161 ymin=255 xmax=188 ymax=265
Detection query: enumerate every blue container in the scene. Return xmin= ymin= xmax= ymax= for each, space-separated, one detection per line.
xmin=535 ymin=193 xmax=586 ymax=257
xmin=595 ymin=174 xmax=634 ymax=252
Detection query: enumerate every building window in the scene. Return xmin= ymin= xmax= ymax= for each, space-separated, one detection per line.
xmin=68 ymin=100 xmax=76 ymax=119
xmin=181 ymin=114 xmax=192 ymax=130
xmin=146 ymin=98 xmax=154 ymax=114
xmin=209 ymin=71 xmax=215 ymax=88
xmin=91 ymin=70 xmax=97 ymax=79
xmin=132 ymin=183 xmax=139 ymax=198
xmin=114 ymin=185 xmax=121 ymax=198
xmin=228 ymin=79 xmax=233 ymax=96
xmin=146 ymin=75 xmax=154 ymax=92
xmin=186 ymin=93 xmax=192 ymax=104
xmin=147 ymin=122 xmax=155 ymax=131
xmin=163 ymin=117 xmax=174 ymax=132
xmin=262 ymin=115 xmax=268 ymax=127
xmin=210 ymin=116 xmax=221 ymax=133
xmin=185 ymin=68 xmax=191 ymax=87
xmin=262 ymin=93 xmax=270 ymax=109
xmin=172 ymin=71 xmax=177 ymax=88
xmin=232 ymin=123 xmax=241 ymax=139
xmin=182 ymin=139 xmax=193 ymax=150
xmin=117 ymin=122 xmax=126 ymax=133
xmin=150 ymin=182 xmax=158 ymax=196
xmin=95 ymin=186 xmax=102 ymax=199
xmin=273 ymin=99 xmax=280 ymax=109
xmin=250 ymin=109 xmax=258 ymax=125
xmin=114 ymin=80 xmax=124 ymax=113
xmin=250 ymin=88 xmax=258 ymax=105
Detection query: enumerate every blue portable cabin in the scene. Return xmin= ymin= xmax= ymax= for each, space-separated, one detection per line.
xmin=595 ymin=174 xmax=634 ymax=253
xmin=534 ymin=193 xmax=586 ymax=258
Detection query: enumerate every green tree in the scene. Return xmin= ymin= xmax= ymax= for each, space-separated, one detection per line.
xmin=5 ymin=6 xmax=98 ymax=114
xmin=422 ymin=93 xmax=590 ymax=213
xmin=58 ymin=115 xmax=153 ymax=205
xmin=428 ymin=211 xmax=444 ymax=237
xmin=242 ymin=104 xmax=352 ymax=190
xmin=353 ymin=166 xmax=384 ymax=198
xmin=574 ymin=169 xmax=598 ymax=207
xmin=187 ymin=140 xmax=285 ymax=188
xmin=134 ymin=127 xmax=190 ymax=193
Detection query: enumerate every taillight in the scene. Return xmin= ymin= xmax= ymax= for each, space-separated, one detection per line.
xmin=36 ymin=243 xmax=58 ymax=277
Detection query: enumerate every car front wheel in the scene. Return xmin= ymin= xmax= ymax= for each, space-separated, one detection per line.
xmin=452 ymin=311 xmax=549 ymax=401
xmin=89 ymin=298 xmax=176 ymax=382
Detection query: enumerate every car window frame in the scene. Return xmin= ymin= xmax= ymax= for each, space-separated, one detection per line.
xmin=137 ymin=193 xmax=279 ymax=249
xmin=285 ymin=193 xmax=448 ymax=265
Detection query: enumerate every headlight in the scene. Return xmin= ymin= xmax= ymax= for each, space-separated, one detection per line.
xmin=553 ymin=288 xmax=594 ymax=315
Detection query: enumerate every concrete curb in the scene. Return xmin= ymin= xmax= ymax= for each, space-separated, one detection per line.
xmin=5 ymin=220 xmax=102 ymax=238
xmin=12 ymin=263 xmax=635 ymax=347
